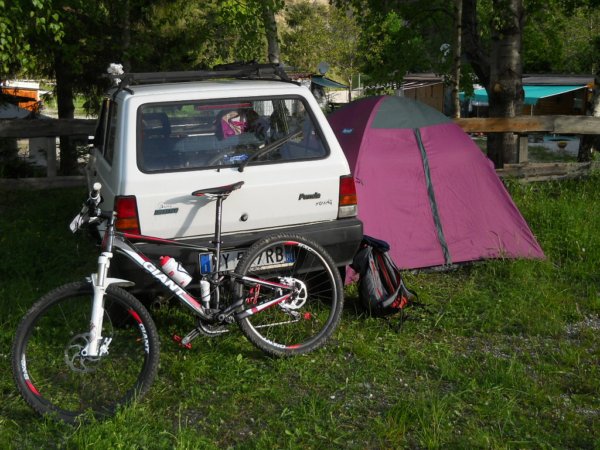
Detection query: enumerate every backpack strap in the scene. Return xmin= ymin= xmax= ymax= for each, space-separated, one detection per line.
xmin=375 ymin=251 xmax=405 ymax=309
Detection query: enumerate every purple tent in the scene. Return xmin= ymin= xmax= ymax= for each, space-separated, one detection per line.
xmin=328 ymin=96 xmax=544 ymax=269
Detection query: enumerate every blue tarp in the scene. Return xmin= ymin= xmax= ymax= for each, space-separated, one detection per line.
xmin=461 ymin=85 xmax=586 ymax=105
xmin=311 ymin=75 xmax=348 ymax=89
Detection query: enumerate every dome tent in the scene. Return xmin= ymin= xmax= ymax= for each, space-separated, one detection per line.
xmin=328 ymin=95 xmax=544 ymax=269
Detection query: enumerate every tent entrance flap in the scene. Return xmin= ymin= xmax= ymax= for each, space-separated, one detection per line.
xmin=413 ymin=128 xmax=452 ymax=266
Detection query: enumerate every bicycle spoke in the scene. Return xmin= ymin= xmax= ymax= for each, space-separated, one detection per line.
xmin=235 ymin=234 xmax=343 ymax=356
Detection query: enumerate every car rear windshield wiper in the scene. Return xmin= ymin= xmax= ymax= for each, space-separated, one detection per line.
xmin=238 ymin=130 xmax=302 ymax=172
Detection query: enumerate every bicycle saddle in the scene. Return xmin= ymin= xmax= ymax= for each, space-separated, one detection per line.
xmin=191 ymin=181 xmax=244 ymax=197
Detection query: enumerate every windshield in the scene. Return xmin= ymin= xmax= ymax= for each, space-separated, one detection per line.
xmin=136 ymin=96 xmax=328 ymax=172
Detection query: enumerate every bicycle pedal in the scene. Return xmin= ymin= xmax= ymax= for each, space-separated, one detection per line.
xmin=172 ymin=334 xmax=192 ymax=350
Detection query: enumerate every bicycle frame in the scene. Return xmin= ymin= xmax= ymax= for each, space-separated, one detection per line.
xmin=84 ymin=214 xmax=297 ymax=357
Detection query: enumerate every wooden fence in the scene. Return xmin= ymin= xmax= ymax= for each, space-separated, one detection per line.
xmin=1 ymin=115 xmax=599 ymax=186
xmin=454 ymin=115 xmax=600 ymax=181
xmin=454 ymin=115 xmax=600 ymax=163
xmin=0 ymin=118 xmax=95 ymax=178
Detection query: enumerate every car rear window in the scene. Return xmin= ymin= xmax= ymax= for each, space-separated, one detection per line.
xmin=94 ymin=98 xmax=118 ymax=165
xmin=137 ymin=96 xmax=329 ymax=173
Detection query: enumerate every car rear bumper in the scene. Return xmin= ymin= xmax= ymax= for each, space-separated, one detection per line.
xmin=109 ymin=218 xmax=363 ymax=298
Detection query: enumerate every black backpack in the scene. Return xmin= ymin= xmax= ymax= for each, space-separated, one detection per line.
xmin=351 ymin=235 xmax=416 ymax=317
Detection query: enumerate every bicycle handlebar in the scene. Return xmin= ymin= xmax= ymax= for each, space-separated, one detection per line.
xmin=85 ymin=182 xmax=106 ymax=219
xmin=90 ymin=182 xmax=102 ymax=205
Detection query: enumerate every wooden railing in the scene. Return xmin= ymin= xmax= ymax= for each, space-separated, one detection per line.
xmin=454 ymin=115 xmax=600 ymax=164
xmin=1 ymin=115 xmax=599 ymax=185
xmin=0 ymin=118 xmax=96 ymax=138
xmin=0 ymin=118 xmax=95 ymax=178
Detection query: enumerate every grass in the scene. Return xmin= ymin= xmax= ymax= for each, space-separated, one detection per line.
xmin=1 ymin=174 xmax=599 ymax=449
xmin=527 ymin=145 xmax=577 ymax=163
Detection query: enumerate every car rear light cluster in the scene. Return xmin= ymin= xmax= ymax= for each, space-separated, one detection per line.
xmin=338 ymin=175 xmax=358 ymax=218
xmin=114 ymin=195 xmax=141 ymax=235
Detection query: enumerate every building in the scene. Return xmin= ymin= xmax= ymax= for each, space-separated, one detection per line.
xmin=400 ymin=73 xmax=445 ymax=113
xmin=461 ymin=75 xmax=594 ymax=117
xmin=0 ymin=80 xmax=41 ymax=112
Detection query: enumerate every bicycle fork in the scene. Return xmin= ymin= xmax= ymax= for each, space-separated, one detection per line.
xmin=83 ymin=251 xmax=134 ymax=358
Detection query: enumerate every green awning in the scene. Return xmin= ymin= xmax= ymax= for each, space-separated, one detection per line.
xmin=461 ymin=85 xmax=586 ymax=106
xmin=311 ymin=76 xmax=348 ymax=89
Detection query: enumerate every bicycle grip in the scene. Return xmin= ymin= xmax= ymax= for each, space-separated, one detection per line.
xmin=91 ymin=182 xmax=102 ymax=199
xmin=89 ymin=182 xmax=102 ymax=207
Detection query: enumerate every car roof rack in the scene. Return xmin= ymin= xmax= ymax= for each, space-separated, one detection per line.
xmin=108 ymin=62 xmax=294 ymax=88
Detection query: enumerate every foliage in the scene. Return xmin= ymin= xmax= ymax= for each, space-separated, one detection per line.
xmin=333 ymin=0 xmax=453 ymax=92
xmin=280 ymin=2 xmax=360 ymax=94
xmin=327 ymin=8 xmax=361 ymax=88
xmin=131 ymin=0 xmax=284 ymax=70
xmin=358 ymin=10 xmax=428 ymax=92
xmin=329 ymin=0 xmax=595 ymax=97
xmin=1 ymin=0 xmax=285 ymax=174
xmin=523 ymin=0 xmax=600 ymax=74
xmin=1 ymin=173 xmax=599 ymax=448
xmin=3 ymin=0 xmax=285 ymax=112
xmin=281 ymin=2 xmax=331 ymax=72
xmin=0 ymin=0 xmax=63 ymax=77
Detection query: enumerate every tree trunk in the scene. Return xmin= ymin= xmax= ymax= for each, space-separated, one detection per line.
xmin=462 ymin=0 xmax=490 ymax=88
xmin=347 ymin=75 xmax=352 ymax=102
xmin=451 ymin=0 xmax=463 ymax=118
xmin=54 ymin=52 xmax=78 ymax=175
xmin=122 ymin=0 xmax=131 ymax=72
xmin=486 ymin=0 xmax=525 ymax=168
xmin=462 ymin=0 xmax=525 ymax=169
xmin=261 ymin=6 xmax=280 ymax=64
xmin=578 ymin=67 xmax=600 ymax=162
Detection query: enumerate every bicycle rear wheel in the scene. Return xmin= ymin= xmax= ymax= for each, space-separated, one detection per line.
xmin=234 ymin=234 xmax=343 ymax=357
xmin=11 ymin=281 xmax=160 ymax=423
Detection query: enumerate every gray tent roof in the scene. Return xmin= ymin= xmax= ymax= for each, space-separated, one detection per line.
xmin=371 ymin=96 xmax=451 ymax=129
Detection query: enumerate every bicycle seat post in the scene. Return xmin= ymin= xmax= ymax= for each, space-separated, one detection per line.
xmin=212 ymin=194 xmax=224 ymax=284
xmin=191 ymin=181 xmax=244 ymax=309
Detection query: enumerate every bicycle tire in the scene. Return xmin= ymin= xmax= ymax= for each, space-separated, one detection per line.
xmin=234 ymin=234 xmax=343 ymax=357
xmin=11 ymin=281 xmax=160 ymax=423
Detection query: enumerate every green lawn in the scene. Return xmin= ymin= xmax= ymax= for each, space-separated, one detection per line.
xmin=1 ymin=174 xmax=599 ymax=449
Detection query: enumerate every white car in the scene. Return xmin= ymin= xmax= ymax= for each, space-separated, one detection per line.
xmin=86 ymin=64 xmax=362 ymax=300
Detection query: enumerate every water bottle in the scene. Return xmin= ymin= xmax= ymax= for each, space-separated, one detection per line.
xmin=159 ymin=256 xmax=192 ymax=287
xmin=199 ymin=279 xmax=211 ymax=309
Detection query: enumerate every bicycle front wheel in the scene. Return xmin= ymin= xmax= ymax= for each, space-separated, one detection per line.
xmin=234 ymin=234 xmax=344 ymax=357
xmin=11 ymin=281 xmax=160 ymax=423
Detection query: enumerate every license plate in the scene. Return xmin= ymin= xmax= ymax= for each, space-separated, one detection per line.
xmin=199 ymin=245 xmax=295 ymax=274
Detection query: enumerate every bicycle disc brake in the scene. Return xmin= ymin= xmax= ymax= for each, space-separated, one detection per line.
xmin=278 ymin=277 xmax=308 ymax=310
xmin=64 ymin=333 xmax=112 ymax=373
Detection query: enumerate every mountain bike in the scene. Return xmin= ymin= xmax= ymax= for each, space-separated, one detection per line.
xmin=11 ymin=181 xmax=343 ymax=423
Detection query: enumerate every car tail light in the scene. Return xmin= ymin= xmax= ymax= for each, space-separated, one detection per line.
xmin=114 ymin=195 xmax=141 ymax=235
xmin=338 ymin=175 xmax=358 ymax=218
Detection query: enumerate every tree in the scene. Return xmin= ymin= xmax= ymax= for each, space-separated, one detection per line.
xmin=451 ymin=0 xmax=463 ymax=118
xmin=281 ymin=2 xmax=332 ymax=72
xmin=332 ymin=0 xmax=458 ymax=94
xmin=259 ymin=0 xmax=284 ymax=63
xmin=463 ymin=0 xmax=525 ymax=168
xmin=279 ymin=2 xmax=359 ymax=99
xmin=0 ymin=0 xmax=63 ymax=78
xmin=8 ymin=1 xmax=120 ymax=174
xmin=327 ymin=7 xmax=361 ymax=101
xmin=578 ymin=38 xmax=600 ymax=162
xmin=2 ymin=0 xmax=284 ymax=175
xmin=281 ymin=0 xmax=360 ymax=98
